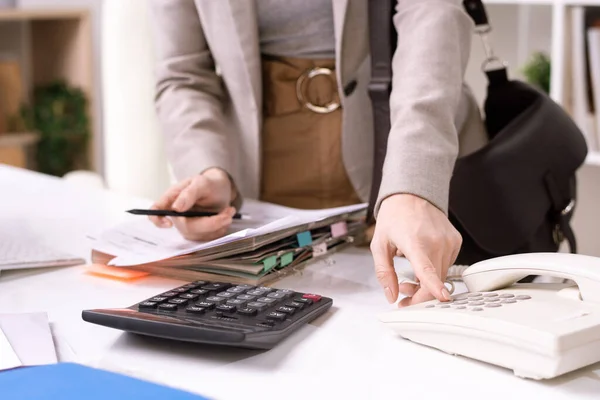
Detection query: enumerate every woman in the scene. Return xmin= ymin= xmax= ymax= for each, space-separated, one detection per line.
xmin=147 ymin=0 xmax=487 ymax=306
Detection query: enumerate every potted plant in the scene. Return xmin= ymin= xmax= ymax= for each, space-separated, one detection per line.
xmin=522 ymin=51 xmax=551 ymax=95
xmin=19 ymin=81 xmax=90 ymax=177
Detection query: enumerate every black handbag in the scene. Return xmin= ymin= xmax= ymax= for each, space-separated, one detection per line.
xmin=366 ymin=0 xmax=589 ymax=265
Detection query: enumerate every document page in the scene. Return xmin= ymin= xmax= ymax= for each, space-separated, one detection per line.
xmin=89 ymin=200 xmax=366 ymax=267
xmin=0 ymin=313 xmax=57 ymax=366
xmin=0 ymin=327 xmax=21 ymax=371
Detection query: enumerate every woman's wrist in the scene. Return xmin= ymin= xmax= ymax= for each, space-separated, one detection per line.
xmin=201 ymin=167 xmax=238 ymax=205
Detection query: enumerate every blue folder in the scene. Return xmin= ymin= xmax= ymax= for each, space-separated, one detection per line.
xmin=0 ymin=362 xmax=210 ymax=400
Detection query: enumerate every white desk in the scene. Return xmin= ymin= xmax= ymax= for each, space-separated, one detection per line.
xmin=1 ymin=164 xmax=599 ymax=400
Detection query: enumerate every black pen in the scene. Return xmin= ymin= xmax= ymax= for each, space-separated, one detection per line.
xmin=127 ymin=209 xmax=251 ymax=220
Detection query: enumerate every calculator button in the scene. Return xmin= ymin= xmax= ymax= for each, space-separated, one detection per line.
xmin=185 ymin=306 xmax=206 ymax=314
xmin=236 ymin=284 xmax=255 ymax=289
xmin=216 ymin=292 xmax=236 ymax=299
xmin=195 ymin=301 xmax=216 ymax=310
xmin=499 ymin=294 xmax=515 ymax=298
xmin=168 ymin=298 xmax=189 ymax=305
xmin=138 ymin=301 xmax=158 ymax=309
xmin=179 ymin=293 xmax=199 ymax=300
xmin=257 ymin=297 xmax=278 ymax=304
xmin=182 ymin=283 xmax=199 ymax=289
xmin=149 ymin=296 xmax=168 ymax=302
xmin=216 ymin=305 xmax=237 ymax=313
xmin=237 ymin=308 xmax=258 ymax=316
xmin=172 ymin=287 xmax=189 ymax=293
xmin=237 ymin=294 xmax=257 ymax=301
xmin=294 ymin=297 xmax=313 ymax=305
xmin=158 ymin=303 xmax=178 ymax=311
xmin=516 ymin=295 xmax=531 ymax=300
xmin=266 ymin=312 xmax=287 ymax=322
xmin=227 ymin=299 xmax=247 ymax=306
xmin=246 ymin=290 xmax=265 ymax=296
xmin=285 ymin=301 xmax=305 ymax=310
xmin=277 ymin=306 xmax=296 ymax=315
xmin=201 ymin=283 xmax=232 ymax=291
xmin=160 ymin=291 xmax=179 ymax=298
xmin=256 ymin=321 xmax=275 ymax=330
xmin=247 ymin=302 xmax=268 ymax=311
xmin=227 ymin=287 xmax=247 ymax=294
xmin=192 ymin=281 xmax=207 ymax=286
xmin=267 ymin=292 xmax=287 ymax=300
xmin=302 ymin=294 xmax=322 ymax=302
xmin=190 ymin=289 xmax=210 ymax=295
xmin=206 ymin=296 xmax=226 ymax=305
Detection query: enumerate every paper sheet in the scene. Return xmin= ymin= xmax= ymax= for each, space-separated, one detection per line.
xmin=89 ymin=199 xmax=366 ymax=267
xmin=0 ymin=312 xmax=57 ymax=366
xmin=0 ymin=326 xmax=21 ymax=371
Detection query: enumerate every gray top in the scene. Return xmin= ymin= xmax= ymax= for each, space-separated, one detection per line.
xmin=256 ymin=0 xmax=335 ymax=59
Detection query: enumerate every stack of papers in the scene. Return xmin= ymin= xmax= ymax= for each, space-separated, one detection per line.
xmin=0 ymin=312 xmax=57 ymax=372
xmin=88 ymin=200 xmax=367 ymax=285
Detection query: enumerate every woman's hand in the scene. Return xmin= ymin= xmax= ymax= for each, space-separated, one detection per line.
xmin=149 ymin=168 xmax=237 ymax=241
xmin=370 ymin=193 xmax=462 ymax=306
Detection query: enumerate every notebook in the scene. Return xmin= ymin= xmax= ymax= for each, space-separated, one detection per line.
xmin=87 ymin=199 xmax=367 ymax=285
xmin=0 ymin=363 xmax=209 ymax=400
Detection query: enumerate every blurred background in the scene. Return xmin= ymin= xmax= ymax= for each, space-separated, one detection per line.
xmin=0 ymin=0 xmax=598 ymax=256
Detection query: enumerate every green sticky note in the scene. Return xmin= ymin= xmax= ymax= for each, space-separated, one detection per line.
xmin=296 ymin=231 xmax=312 ymax=247
xmin=262 ymin=255 xmax=278 ymax=272
xmin=280 ymin=252 xmax=294 ymax=267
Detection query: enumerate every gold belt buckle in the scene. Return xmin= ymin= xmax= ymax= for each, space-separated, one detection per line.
xmin=296 ymin=67 xmax=340 ymax=114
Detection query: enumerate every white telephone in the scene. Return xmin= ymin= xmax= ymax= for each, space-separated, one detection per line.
xmin=378 ymin=252 xmax=600 ymax=380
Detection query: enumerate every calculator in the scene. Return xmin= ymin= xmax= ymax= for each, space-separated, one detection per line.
xmin=81 ymin=281 xmax=332 ymax=349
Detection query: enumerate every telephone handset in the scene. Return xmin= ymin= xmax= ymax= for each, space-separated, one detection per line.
xmin=379 ymin=252 xmax=600 ymax=380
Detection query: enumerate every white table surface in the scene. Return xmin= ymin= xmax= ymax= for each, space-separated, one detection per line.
xmin=1 ymin=164 xmax=600 ymax=400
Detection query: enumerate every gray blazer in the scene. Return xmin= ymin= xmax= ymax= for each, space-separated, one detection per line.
xmin=149 ymin=0 xmax=486 ymax=216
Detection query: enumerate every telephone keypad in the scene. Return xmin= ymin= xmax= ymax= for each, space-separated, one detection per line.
xmin=424 ymin=292 xmax=532 ymax=312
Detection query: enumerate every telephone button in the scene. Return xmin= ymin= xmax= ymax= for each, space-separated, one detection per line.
xmin=467 ymin=293 xmax=482 ymax=298
xmin=455 ymin=306 xmax=467 ymax=309
xmin=502 ymin=299 xmax=517 ymax=304
xmin=471 ymin=307 xmax=483 ymax=311
xmin=484 ymin=298 xmax=500 ymax=303
xmin=499 ymin=294 xmax=515 ymax=298
xmin=454 ymin=300 xmax=468 ymax=305
xmin=440 ymin=305 xmax=451 ymax=309
xmin=425 ymin=305 xmax=435 ymax=308
xmin=483 ymin=293 xmax=499 ymax=297
xmin=515 ymin=295 xmax=531 ymax=300
xmin=485 ymin=303 xmax=502 ymax=308
xmin=469 ymin=301 xmax=485 ymax=306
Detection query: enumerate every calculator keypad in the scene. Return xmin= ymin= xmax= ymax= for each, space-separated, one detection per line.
xmin=135 ymin=282 xmax=323 ymax=333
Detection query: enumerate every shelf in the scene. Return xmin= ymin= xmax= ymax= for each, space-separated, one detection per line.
xmin=0 ymin=8 xmax=88 ymax=21
xmin=586 ymin=151 xmax=600 ymax=166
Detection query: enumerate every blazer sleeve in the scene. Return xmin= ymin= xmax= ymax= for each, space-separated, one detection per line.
xmin=375 ymin=0 xmax=474 ymax=217
xmin=148 ymin=0 xmax=242 ymax=208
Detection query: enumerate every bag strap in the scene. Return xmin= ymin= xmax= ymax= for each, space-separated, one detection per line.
xmin=366 ymin=0 xmax=496 ymax=222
